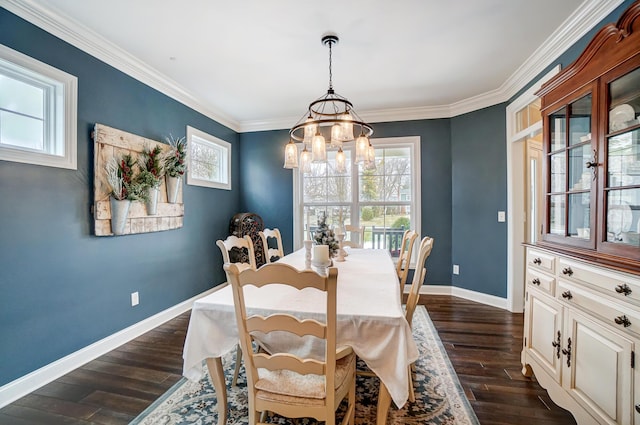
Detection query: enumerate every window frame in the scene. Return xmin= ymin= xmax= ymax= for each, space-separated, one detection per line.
xmin=0 ymin=44 xmax=77 ymax=170
xmin=186 ymin=125 xmax=232 ymax=191
xmin=293 ymin=136 xmax=421 ymax=263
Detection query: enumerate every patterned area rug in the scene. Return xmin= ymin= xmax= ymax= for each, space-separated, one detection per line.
xmin=130 ymin=306 xmax=479 ymax=424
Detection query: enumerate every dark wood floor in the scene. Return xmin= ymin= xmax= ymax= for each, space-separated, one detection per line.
xmin=0 ymin=295 xmax=576 ymax=425
xmin=424 ymin=296 xmax=575 ymax=425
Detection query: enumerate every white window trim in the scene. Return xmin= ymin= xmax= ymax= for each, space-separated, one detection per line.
xmin=0 ymin=44 xmax=77 ymax=170
xmin=293 ymin=136 xmax=421 ymax=264
xmin=186 ymin=125 xmax=231 ymax=190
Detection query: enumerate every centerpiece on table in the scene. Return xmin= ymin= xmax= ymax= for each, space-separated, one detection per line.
xmin=105 ymin=153 xmax=146 ymax=235
xmin=137 ymin=145 xmax=165 ymax=215
xmin=164 ymin=135 xmax=187 ymax=203
xmin=313 ymin=213 xmax=339 ymax=260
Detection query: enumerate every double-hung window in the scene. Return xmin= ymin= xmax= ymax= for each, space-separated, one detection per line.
xmin=0 ymin=44 xmax=77 ymax=169
xmin=294 ymin=136 xmax=421 ymax=261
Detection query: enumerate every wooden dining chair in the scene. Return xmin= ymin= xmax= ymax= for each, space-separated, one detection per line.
xmin=259 ymin=228 xmax=284 ymax=263
xmin=216 ymin=234 xmax=257 ymax=386
xmin=404 ymin=236 xmax=434 ymax=402
xmin=342 ymin=224 xmax=365 ymax=248
xmin=225 ymin=262 xmax=356 ymax=425
xmin=216 ymin=235 xmax=257 ymax=271
xmin=356 ymin=236 xmax=434 ymax=403
xmin=396 ymin=229 xmax=418 ymax=295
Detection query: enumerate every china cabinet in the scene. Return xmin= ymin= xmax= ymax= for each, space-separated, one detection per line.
xmin=535 ymin=1 xmax=640 ymax=271
xmin=523 ymin=3 xmax=640 ymax=424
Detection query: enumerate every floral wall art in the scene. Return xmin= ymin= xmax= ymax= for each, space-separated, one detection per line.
xmin=93 ymin=123 xmax=185 ymax=236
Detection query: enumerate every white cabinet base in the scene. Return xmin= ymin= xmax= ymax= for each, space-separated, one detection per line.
xmin=523 ymin=247 xmax=640 ymax=425
xmin=522 ymin=355 xmax=600 ymax=425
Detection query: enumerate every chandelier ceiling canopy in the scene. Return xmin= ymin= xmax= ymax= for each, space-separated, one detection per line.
xmin=284 ymin=34 xmax=375 ymax=173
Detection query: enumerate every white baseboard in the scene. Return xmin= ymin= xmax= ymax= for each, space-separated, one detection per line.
xmin=415 ymin=284 xmax=509 ymax=310
xmin=0 ymin=285 xmax=221 ymax=408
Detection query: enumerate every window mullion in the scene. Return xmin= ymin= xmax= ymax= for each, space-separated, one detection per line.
xmin=352 ymin=145 xmax=359 ymax=226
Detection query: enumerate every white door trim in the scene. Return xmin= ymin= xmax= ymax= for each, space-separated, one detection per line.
xmin=506 ymin=65 xmax=560 ymax=312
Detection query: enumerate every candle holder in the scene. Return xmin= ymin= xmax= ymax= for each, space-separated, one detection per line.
xmin=311 ymin=260 xmax=331 ymax=276
xmin=335 ymin=233 xmax=346 ymax=262
xmin=304 ymin=240 xmax=312 ymax=270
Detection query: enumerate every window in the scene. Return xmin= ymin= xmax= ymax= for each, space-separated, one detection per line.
xmin=294 ymin=136 xmax=420 ymax=261
xmin=186 ymin=125 xmax=231 ymax=190
xmin=0 ymin=44 xmax=77 ymax=169
xmin=515 ymin=98 xmax=542 ymax=133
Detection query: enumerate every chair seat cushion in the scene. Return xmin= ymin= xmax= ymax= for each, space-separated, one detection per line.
xmin=254 ymin=351 xmax=355 ymax=401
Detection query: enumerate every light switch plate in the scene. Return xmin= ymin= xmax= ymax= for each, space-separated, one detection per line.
xmin=498 ymin=211 xmax=506 ymax=222
xmin=131 ymin=292 xmax=139 ymax=306
xmin=453 ymin=264 xmax=460 ymax=275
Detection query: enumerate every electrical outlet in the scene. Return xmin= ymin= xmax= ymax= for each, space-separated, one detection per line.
xmin=453 ymin=264 xmax=460 ymax=275
xmin=131 ymin=291 xmax=139 ymax=306
xmin=498 ymin=211 xmax=506 ymax=222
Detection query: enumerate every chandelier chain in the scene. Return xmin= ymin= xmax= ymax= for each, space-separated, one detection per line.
xmin=328 ymin=40 xmax=333 ymax=91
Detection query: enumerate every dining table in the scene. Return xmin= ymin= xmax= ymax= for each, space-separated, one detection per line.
xmin=182 ymin=247 xmax=419 ymax=424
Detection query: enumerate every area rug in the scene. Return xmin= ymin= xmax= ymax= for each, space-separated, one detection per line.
xmin=130 ymin=306 xmax=479 ymax=424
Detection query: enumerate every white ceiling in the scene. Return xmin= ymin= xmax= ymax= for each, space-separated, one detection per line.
xmin=4 ymin=0 xmax=625 ymax=132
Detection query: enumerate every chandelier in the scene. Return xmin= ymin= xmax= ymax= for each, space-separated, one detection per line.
xmin=283 ymin=34 xmax=375 ymax=173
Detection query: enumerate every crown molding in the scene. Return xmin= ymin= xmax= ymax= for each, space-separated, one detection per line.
xmin=359 ymin=105 xmax=454 ymax=123
xmin=239 ymin=104 xmax=458 ymax=132
xmin=2 ymin=0 xmax=241 ymax=132
xmin=499 ymin=0 xmax=624 ymax=103
xmin=3 ymin=0 xmax=624 ymax=133
xmin=239 ymin=116 xmax=297 ymax=133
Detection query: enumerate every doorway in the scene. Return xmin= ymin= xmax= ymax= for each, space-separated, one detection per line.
xmin=506 ymin=66 xmax=558 ymax=312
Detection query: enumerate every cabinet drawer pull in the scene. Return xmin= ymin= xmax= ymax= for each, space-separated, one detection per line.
xmin=533 ymin=258 xmax=542 ymax=265
xmin=561 ymin=337 xmax=572 ymax=367
xmin=614 ymin=315 xmax=631 ymax=328
xmin=615 ymin=284 xmax=632 ymax=296
xmin=561 ymin=291 xmax=573 ymax=300
xmin=532 ymin=278 xmax=541 ymax=286
xmin=551 ymin=331 xmax=561 ymax=359
xmin=562 ymin=267 xmax=573 ymax=276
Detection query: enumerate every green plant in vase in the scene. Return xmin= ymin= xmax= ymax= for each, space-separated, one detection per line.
xmin=138 ymin=145 xmax=165 ymax=215
xmin=313 ymin=213 xmax=339 ymax=258
xmin=164 ymin=135 xmax=186 ymax=203
xmin=105 ymin=153 xmax=146 ymax=235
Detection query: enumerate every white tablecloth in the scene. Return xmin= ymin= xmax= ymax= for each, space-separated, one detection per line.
xmin=182 ymin=248 xmax=419 ymax=408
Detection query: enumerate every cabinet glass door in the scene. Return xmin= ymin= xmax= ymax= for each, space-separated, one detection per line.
xmin=606 ymin=68 xmax=640 ymax=248
xmin=546 ymin=94 xmax=593 ymax=240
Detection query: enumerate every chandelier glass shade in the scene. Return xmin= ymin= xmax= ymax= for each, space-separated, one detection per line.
xmin=284 ymin=34 xmax=374 ymax=173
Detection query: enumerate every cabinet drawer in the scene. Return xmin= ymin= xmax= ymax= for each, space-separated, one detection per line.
xmin=527 ymin=249 xmax=555 ymax=274
xmin=557 ymin=280 xmax=640 ymax=338
xmin=526 ymin=269 xmax=555 ymax=295
xmin=558 ymin=258 xmax=640 ymax=306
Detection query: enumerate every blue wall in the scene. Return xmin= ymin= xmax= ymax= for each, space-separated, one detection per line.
xmin=451 ymin=105 xmax=508 ymax=297
xmin=0 ymin=8 xmax=241 ymax=386
xmin=238 ymin=129 xmax=295 ymax=251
